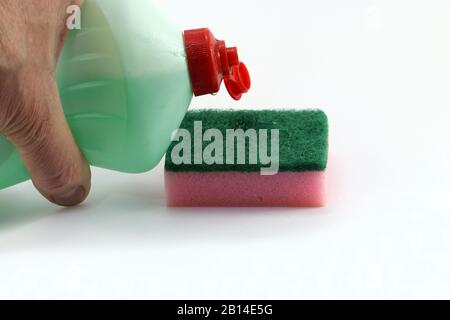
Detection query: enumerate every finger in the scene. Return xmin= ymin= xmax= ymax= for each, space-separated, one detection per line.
xmin=4 ymin=73 xmax=91 ymax=207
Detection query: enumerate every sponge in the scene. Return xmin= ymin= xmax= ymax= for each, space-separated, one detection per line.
xmin=165 ymin=109 xmax=328 ymax=207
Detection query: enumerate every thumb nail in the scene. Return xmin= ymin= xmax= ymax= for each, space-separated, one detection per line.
xmin=50 ymin=186 xmax=86 ymax=207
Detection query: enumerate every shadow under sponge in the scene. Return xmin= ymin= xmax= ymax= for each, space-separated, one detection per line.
xmin=165 ymin=109 xmax=329 ymax=207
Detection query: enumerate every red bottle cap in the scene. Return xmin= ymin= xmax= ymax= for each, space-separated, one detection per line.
xmin=183 ymin=28 xmax=251 ymax=100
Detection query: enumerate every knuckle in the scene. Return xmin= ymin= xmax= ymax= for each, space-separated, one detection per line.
xmin=1 ymin=102 xmax=51 ymax=151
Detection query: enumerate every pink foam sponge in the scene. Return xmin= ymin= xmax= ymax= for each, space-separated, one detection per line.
xmin=165 ymin=110 xmax=328 ymax=207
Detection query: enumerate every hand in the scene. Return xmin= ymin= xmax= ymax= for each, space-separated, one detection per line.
xmin=0 ymin=0 xmax=90 ymax=207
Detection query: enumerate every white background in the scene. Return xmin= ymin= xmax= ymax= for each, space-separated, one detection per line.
xmin=0 ymin=0 xmax=449 ymax=299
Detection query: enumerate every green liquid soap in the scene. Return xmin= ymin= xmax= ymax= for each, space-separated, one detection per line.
xmin=0 ymin=0 xmax=250 ymax=190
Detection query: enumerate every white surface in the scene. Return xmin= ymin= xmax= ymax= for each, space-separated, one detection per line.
xmin=0 ymin=0 xmax=449 ymax=299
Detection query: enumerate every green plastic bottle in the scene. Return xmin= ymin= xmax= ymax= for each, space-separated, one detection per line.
xmin=0 ymin=0 xmax=250 ymax=190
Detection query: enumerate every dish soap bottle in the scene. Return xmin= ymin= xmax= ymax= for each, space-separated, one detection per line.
xmin=0 ymin=0 xmax=250 ymax=189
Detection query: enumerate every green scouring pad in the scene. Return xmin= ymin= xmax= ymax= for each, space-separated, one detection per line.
xmin=165 ymin=109 xmax=329 ymax=207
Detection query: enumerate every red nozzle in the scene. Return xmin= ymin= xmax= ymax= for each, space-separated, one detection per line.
xmin=183 ymin=28 xmax=251 ymax=101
